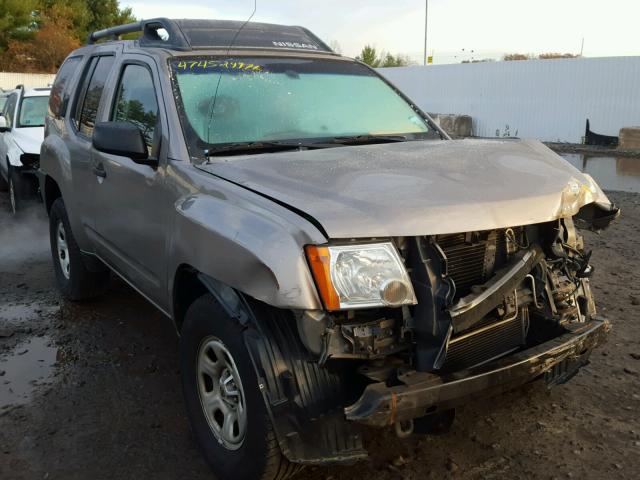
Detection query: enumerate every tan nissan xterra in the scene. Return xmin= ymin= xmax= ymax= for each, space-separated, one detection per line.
xmin=39 ymin=18 xmax=619 ymax=480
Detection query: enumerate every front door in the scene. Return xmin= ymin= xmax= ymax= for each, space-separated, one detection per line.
xmin=90 ymin=59 xmax=170 ymax=307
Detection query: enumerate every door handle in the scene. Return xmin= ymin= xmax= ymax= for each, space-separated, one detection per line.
xmin=93 ymin=164 xmax=106 ymax=178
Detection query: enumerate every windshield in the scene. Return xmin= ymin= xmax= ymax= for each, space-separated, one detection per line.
xmin=18 ymin=96 xmax=49 ymax=127
xmin=171 ymin=57 xmax=435 ymax=155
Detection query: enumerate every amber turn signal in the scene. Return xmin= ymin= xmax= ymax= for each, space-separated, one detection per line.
xmin=304 ymin=245 xmax=341 ymax=311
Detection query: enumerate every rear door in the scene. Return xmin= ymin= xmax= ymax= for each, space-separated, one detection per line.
xmin=90 ymin=56 xmax=170 ymax=306
xmin=67 ymin=53 xmax=116 ymax=233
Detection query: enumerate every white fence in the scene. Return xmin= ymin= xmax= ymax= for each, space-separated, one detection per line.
xmin=379 ymin=57 xmax=640 ymax=143
xmin=0 ymin=72 xmax=56 ymax=90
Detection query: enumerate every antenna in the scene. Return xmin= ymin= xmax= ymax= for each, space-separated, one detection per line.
xmin=226 ymin=0 xmax=258 ymax=55
xmin=205 ymin=0 xmax=258 ymax=149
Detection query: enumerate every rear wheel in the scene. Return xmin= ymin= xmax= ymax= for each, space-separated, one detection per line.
xmin=49 ymin=197 xmax=110 ymax=300
xmin=180 ymin=294 xmax=300 ymax=480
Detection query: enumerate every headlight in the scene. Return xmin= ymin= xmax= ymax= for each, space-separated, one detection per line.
xmin=305 ymin=242 xmax=417 ymax=310
xmin=560 ymin=178 xmax=597 ymax=216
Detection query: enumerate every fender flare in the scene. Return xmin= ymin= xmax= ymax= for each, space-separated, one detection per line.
xmin=197 ymin=273 xmax=367 ymax=465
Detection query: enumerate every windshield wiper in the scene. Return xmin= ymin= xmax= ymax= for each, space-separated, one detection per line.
xmin=326 ymin=134 xmax=408 ymax=145
xmin=205 ymin=135 xmax=410 ymax=157
xmin=206 ymin=141 xmax=308 ymax=157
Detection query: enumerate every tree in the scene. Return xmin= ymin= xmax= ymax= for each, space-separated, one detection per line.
xmin=328 ymin=40 xmax=342 ymax=54
xmin=503 ymin=53 xmax=534 ymax=61
xmin=503 ymin=52 xmax=580 ymax=61
xmin=1 ymin=3 xmax=81 ymax=72
xmin=0 ymin=0 xmax=39 ymax=52
xmin=84 ymin=0 xmax=136 ymax=38
xmin=356 ymin=45 xmax=413 ymax=68
xmin=356 ymin=45 xmax=380 ymax=67
xmin=461 ymin=59 xmax=494 ymax=64
xmin=380 ymin=52 xmax=413 ymax=67
xmin=538 ymin=52 xmax=579 ymax=59
xmin=0 ymin=0 xmax=136 ymax=72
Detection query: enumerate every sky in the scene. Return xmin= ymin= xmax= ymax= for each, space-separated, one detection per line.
xmin=121 ymin=0 xmax=640 ymax=64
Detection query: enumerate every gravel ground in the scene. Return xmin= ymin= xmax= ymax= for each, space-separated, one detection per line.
xmin=0 ymin=191 xmax=639 ymax=480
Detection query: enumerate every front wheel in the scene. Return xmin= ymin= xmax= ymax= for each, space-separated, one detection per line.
xmin=49 ymin=197 xmax=110 ymax=300
xmin=180 ymin=294 xmax=300 ymax=480
xmin=8 ymin=167 xmax=37 ymax=214
xmin=0 ymin=168 xmax=7 ymax=192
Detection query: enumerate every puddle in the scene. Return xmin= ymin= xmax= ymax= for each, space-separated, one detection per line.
xmin=561 ymin=154 xmax=640 ymax=193
xmin=0 ymin=336 xmax=58 ymax=408
xmin=0 ymin=303 xmax=58 ymax=323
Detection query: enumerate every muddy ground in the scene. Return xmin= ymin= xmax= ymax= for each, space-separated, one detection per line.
xmin=0 ymin=192 xmax=639 ymax=480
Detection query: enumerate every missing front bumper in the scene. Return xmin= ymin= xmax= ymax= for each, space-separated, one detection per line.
xmin=345 ymin=317 xmax=610 ymax=427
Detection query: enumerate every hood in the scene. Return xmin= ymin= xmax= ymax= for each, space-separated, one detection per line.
xmin=12 ymin=127 xmax=44 ymax=154
xmin=198 ymin=139 xmax=612 ymax=239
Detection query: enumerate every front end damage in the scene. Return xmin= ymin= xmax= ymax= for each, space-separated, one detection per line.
xmin=278 ymin=208 xmax=617 ymax=461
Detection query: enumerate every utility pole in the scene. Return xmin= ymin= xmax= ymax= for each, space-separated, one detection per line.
xmin=424 ymin=0 xmax=428 ymax=65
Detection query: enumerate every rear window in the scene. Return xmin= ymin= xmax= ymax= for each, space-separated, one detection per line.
xmin=50 ymin=56 xmax=82 ymax=117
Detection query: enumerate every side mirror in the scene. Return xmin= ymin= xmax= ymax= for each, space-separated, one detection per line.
xmin=0 ymin=115 xmax=8 ymax=132
xmin=92 ymin=121 xmax=157 ymax=166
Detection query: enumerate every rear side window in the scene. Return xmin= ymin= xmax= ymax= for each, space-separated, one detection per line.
xmin=49 ymin=56 xmax=82 ymax=117
xmin=112 ymin=65 xmax=159 ymax=154
xmin=76 ymin=55 xmax=115 ymax=137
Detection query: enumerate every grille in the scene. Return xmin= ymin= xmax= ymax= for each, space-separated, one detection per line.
xmin=436 ymin=229 xmax=510 ymax=298
xmin=443 ymin=307 xmax=528 ymax=372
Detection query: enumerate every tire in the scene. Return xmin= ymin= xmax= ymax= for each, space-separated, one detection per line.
xmin=0 ymin=167 xmax=7 ymax=192
xmin=180 ymin=294 xmax=300 ymax=480
xmin=8 ymin=166 xmax=37 ymax=214
xmin=49 ymin=197 xmax=110 ymax=300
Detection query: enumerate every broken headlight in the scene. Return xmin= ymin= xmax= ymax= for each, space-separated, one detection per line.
xmin=306 ymin=242 xmax=417 ymax=311
xmin=560 ymin=178 xmax=598 ymax=216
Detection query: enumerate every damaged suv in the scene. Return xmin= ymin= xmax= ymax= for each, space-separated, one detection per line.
xmin=0 ymin=85 xmax=51 ymax=213
xmin=40 ymin=18 xmax=619 ymax=480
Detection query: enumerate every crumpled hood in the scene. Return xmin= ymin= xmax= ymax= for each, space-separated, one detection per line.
xmin=11 ymin=127 xmax=44 ymax=154
xmin=198 ymin=138 xmax=612 ymax=238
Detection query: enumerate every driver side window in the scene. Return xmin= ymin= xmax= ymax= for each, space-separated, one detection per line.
xmin=112 ymin=64 xmax=159 ymax=155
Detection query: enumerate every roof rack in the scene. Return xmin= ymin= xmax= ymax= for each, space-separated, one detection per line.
xmin=88 ymin=18 xmax=190 ymax=49
xmin=87 ymin=18 xmax=334 ymax=54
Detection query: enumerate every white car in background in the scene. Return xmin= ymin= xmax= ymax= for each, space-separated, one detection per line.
xmin=0 ymin=90 xmax=11 ymax=111
xmin=0 ymin=85 xmax=51 ymax=213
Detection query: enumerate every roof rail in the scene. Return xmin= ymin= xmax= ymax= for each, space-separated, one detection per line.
xmin=87 ymin=18 xmax=190 ymax=49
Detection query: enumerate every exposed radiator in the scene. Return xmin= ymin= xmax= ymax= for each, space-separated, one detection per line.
xmin=436 ymin=229 xmax=515 ymax=298
xmin=443 ymin=307 xmax=529 ymax=372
